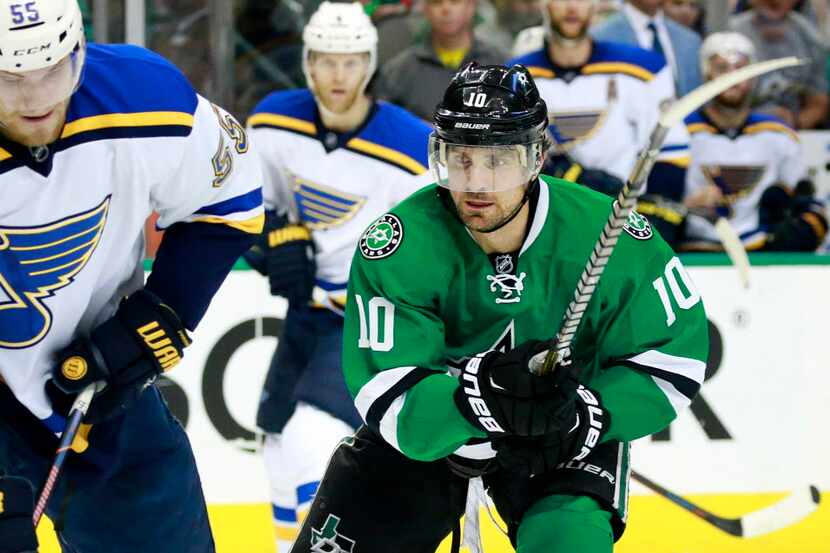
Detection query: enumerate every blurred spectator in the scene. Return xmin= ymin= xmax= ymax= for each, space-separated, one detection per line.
xmin=510 ymin=0 xmax=691 ymax=246
xmin=683 ymin=32 xmax=828 ymax=252
xmin=366 ymin=0 xmax=424 ymax=66
xmin=591 ymin=0 xmax=702 ymax=95
xmin=509 ymin=0 xmax=619 ymax=57
xmin=477 ymin=0 xmax=544 ymax=53
xmin=664 ymin=0 xmax=705 ymax=35
xmin=729 ymin=0 xmax=829 ymax=129
xmin=375 ymin=0 xmax=507 ymax=121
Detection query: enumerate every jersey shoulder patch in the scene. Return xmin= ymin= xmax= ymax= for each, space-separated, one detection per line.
xmin=359 ymin=213 xmax=404 ymax=259
xmin=621 ymin=206 xmax=653 ymax=240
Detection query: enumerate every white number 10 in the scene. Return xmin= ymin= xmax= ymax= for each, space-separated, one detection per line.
xmin=355 ymin=295 xmax=395 ymax=351
xmin=652 ymin=257 xmax=701 ymax=327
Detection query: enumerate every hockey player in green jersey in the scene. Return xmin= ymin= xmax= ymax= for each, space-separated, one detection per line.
xmin=290 ymin=63 xmax=709 ymax=553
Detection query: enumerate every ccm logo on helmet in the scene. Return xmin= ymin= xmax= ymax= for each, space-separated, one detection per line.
xmin=462 ymin=355 xmax=505 ymax=433
xmin=14 ymin=44 xmax=51 ymax=56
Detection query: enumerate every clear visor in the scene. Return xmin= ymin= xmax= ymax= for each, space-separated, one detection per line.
xmin=428 ymin=135 xmax=544 ymax=192
xmin=0 ymin=42 xmax=85 ymax=114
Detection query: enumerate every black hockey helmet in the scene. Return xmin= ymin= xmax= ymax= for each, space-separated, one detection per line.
xmin=433 ymin=62 xmax=549 ymax=146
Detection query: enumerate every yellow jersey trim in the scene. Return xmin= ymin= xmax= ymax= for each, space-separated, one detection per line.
xmin=582 ymin=62 xmax=654 ymax=82
xmin=527 ymin=66 xmax=556 ymax=79
xmin=61 ymin=111 xmax=195 ymax=139
xmin=192 ymin=213 xmax=265 ymax=234
xmin=346 ymin=137 xmax=427 ymax=175
xmin=247 ymin=113 xmax=317 ymax=136
xmin=274 ymin=526 xmax=299 ymax=540
xmin=0 ymin=148 xmax=11 ymax=161
xmin=743 ymin=122 xmax=800 ymax=143
xmin=687 ymin=122 xmax=717 ymax=134
xmin=661 ymin=155 xmax=691 ymax=168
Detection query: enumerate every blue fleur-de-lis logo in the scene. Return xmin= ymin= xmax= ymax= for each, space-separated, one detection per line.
xmin=0 ymin=196 xmax=110 ymax=349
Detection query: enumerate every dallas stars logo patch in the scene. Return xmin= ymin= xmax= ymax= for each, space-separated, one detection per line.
xmin=359 ymin=214 xmax=403 ymax=260
xmin=311 ymin=514 xmax=355 ymax=553
xmin=623 ymin=209 xmax=653 ymax=240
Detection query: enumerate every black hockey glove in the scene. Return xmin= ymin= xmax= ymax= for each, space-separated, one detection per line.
xmin=492 ymin=381 xmax=609 ymax=476
xmin=454 ymin=340 xmax=579 ymax=437
xmin=0 ymin=476 xmax=38 ymax=553
xmin=49 ymin=289 xmax=191 ymax=423
xmin=765 ymin=196 xmax=828 ymax=252
xmin=260 ymin=212 xmax=316 ymax=304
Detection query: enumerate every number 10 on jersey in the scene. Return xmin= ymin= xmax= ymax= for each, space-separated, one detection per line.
xmin=652 ymin=257 xmax=701 ymax=327
xmin=355 ymin=295 xmax=395 ymax=351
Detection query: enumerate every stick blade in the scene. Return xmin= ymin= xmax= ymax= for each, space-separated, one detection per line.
xmin=714 ymin=217 xmax=751 ymax=289
xmin=660 ymin=57 xmax=804 ymax=129
xmin=740 ymin=486 xmax=821 ymax=538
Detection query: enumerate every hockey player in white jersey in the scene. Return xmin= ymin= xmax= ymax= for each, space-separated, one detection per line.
xmin=683 ymin=32 xmax=827 ymax=251
xmin=243 ymin=2 xmax=431 ymax=550
xmin=509 ymin=0 xmax=691 ymax=244
xmin=0 ymin=1 xmax=264 ymax=552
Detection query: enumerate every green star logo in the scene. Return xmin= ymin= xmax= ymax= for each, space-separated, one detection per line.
xmin=622 ymin=208 xmax=653 ymax=240
xmin=360 ymin=213 xmax=404 ymax=259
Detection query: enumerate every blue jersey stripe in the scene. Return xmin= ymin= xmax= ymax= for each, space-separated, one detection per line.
xmin=296 ymin=481 xmax=319 ymax=505
xmin=194 ymin=189 xmax=263 ymax=217
xmin=272 ymin=505 xmax=298 ymax=523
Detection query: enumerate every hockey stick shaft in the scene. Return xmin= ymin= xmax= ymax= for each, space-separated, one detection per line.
xmin=32 ymin=383 xmax=98 ymax=526
xmin=529 ymin=56 xmax=802 ymax=376
xmin=633 ymin=470 xmax=821 ymax=538
xmin=632 ymin=469 xmax=742 ymax=536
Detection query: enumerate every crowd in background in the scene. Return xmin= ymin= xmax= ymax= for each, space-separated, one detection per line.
xmin=74 ymin=0 xmax=830 ymax=255
xmin=90 ymin=0 xmax=830 ymax=129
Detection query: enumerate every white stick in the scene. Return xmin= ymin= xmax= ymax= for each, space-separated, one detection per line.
xmin=529 ymin=57 xmax=804 ymax=375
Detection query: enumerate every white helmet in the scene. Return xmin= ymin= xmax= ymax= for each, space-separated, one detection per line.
xmin=0 ymin=0 xmax=84 ymax=73
xmin=700 ymin=32 xmax=756 ymax=78
xmin=302 ymin=2 xmax=377 ymax=101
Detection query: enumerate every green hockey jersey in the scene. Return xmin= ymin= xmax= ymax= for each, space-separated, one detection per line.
xmin=344 ymin=175 xmax=708 ymax=462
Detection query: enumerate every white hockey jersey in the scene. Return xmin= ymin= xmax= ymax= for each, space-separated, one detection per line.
xmin=248 ymin=90 xmax=432 ymax=309
xmin=684 ymin=111 xmax=805 ymax=247
xmin=0 ymin=44 xmax=263 ymax=425
xmin=510 ymin=42 xmax=690 ymax=183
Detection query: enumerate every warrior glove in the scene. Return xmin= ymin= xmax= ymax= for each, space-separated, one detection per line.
xmin=0 ymin=476 xmax=38 ymax=553
xmin=49 ymin=289 xmax=191 ymax=423
xmin=259 ymin=212 xmax=316 ymax=305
